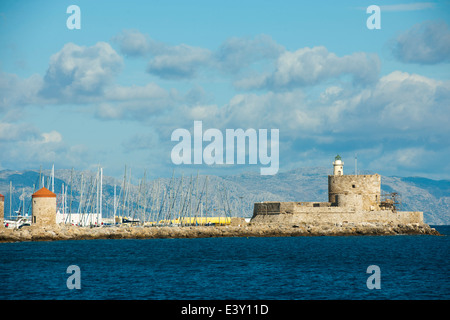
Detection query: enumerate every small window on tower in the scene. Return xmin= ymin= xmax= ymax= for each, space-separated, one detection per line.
xmin=352 ymin=184 xmax=356 ymax=188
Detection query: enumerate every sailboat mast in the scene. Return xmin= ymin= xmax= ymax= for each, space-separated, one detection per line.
xmin=69 ymin=168 xmax=74 ymax=214
xmin=100 ymin=167 xmax=103 ymax=224
xmin=122 ymin=165 xmax=127 ymax=219
xmin=51 ymin=164 xmax=54 ymax=193
xmin=62 ymin=183 xmax=65 ymax=215
xmin=22 ymin=188 xmax=24 ymax=216
xmin=39 ymin=166 xmax=42 ymax=189
xmin=205 ymin=176 xmax=208 ymax=219
xmin=96 ymin=167 xmax=99 ymax=223
xmin=114 ymin=184 xmax=116 ymax=218
xmin=9 ymin=181 xmax=12 ymax=218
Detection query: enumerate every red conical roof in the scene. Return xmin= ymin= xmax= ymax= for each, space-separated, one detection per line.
xmin=0 ymin=193 xmax=4 ymax=201
xmin=32 ymin=187 xmax=56 ymax=198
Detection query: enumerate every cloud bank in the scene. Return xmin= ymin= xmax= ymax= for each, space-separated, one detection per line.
xmin=1 ymin=27 xmax=449 ymax=177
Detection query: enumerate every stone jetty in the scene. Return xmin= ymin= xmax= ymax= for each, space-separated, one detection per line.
xmin=0 ymin=222 xmax=440 ymax=243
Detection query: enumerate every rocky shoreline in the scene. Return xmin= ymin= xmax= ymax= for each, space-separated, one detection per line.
xmin=0 ymin=222 xmax=441 ymax=242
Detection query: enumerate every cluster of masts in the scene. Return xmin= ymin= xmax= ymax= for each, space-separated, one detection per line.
xmin=6 ymin=165 xmax=236 ymax=227
xmin=112 ymin=166 xmax=234 ymax=226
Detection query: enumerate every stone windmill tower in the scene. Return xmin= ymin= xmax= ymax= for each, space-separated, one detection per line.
xmin=32 ymin=187 xmax=57 ymax=226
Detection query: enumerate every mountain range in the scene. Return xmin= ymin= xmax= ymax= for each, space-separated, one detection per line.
xmin=0 ymin=167 xmax=449 ymax=225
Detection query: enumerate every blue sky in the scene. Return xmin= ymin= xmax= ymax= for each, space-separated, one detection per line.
xmin=1 ymin=0 xmax=450 ymax=179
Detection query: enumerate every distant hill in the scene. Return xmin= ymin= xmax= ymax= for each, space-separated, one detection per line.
xmin=0 ymin=167 xmax=448 ymax=225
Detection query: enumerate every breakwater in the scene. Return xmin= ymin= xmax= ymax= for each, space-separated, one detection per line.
xmin=0 ymin=222 xmax=440 ymax=242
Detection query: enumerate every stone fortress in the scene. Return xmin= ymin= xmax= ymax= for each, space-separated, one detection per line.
xmin=251 ymin=155 xmax=425 ymax=226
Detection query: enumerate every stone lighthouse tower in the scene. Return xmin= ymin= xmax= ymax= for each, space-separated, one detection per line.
xmin=0 ymin=193 xmax=4 ymax=228
xmin=32 ymin=187 xmax=56 ymax=226
xmin=333 ymin=155 xmax=344 ymax=176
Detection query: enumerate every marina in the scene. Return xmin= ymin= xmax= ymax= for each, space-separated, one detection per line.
xmin=1 ymin=165 xmax=240 ymax=230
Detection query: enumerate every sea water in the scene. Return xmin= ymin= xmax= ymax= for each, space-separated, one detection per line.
xmin=0 ymin=226 xmax=448 ymax=300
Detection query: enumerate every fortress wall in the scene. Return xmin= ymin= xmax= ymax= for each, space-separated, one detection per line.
xmin=292 ymin=206 xmax=356 ymax=214
xmin=253 ymin=202 xmax=351 ymax=216
xmin=252 ymin=202 xmax=423 ymax=225
xmin=252 ymin=201 xmax=332 ymax=215
xmin=336 ymin=194 xmax=363 ymax=208
xmin=253 ymin=201 xmax=281 ymax=215
xmin=328 ymin=174 xmax=381 ymax=210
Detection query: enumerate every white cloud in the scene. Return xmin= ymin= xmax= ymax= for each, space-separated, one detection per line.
xmin=188 ymin=104 xmax=220 ymax=121
xmin=368 ymin=146 xmax=445 ymax=178
xmin=0 ymin=72 xmax=43 ymax=112
xmin=380 ymin=2 xmax=436 ymax=12
xmin=104 ymin=83 xmax=169 ymax=101
xmin=391 ymin=20 xmax=450 ymax=64
xmin=40 ymin=42 xmax=123 ymax=100
xmin=113 ymin=30 xmax=284 ymax=80
xmin=113 ymin=30 xmax=214 ymax=79
xmin=215 ymin=34 xmax=284 ymax=73
xmin=0 ymin=122 xmax=40 ymax=141
xmin=146 ymin=44 xmax=213 ymax=79
xmin=367 ymin=71 xmax=450 ymax=130
xmin=95 ymin=83 xmax=180 ymax=121
xmin=0 ymin=123 xmax=90 ymax=170
xmin=233 ymin=73 xmax=268 ymax=90
xmin=111 ymin=29 xmax=153 ymax=57
xmin=144 ymin=34 xmax=283 ymax=80
xmin=0 ymin=42 xmax=125 ymax=111
xmin=95 ymin=103 xmax=124 ymax=120
xmin=112 ymin=29 xmax=170 ymax=57
xmin=94 ymin=99 xmax=172 ymax=121
xmin=237 ymin=46 xmax=380 ymax=89
xmin=42 ymin=131 xmax=62 ymax=143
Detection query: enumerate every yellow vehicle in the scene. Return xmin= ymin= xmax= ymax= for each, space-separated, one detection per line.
xmin=157 ymin=216 xmax=231 ymax=226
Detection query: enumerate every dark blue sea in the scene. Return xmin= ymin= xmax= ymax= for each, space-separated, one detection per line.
xmin=0 ymin=226 xmax=449 ymax=301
